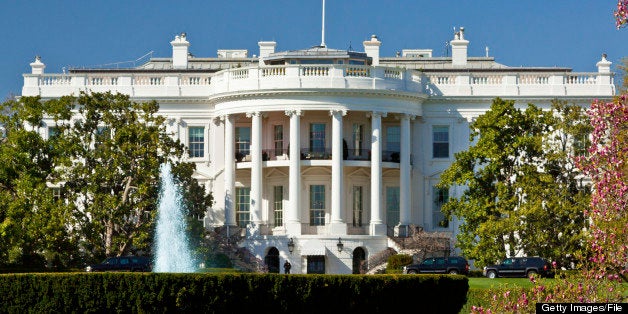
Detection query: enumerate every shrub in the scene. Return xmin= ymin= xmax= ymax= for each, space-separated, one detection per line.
xmin=387 ymin=254 xmax=413 ymax=271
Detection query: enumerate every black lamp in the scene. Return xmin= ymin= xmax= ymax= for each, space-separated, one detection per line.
xmin=287 ymin=237 xmax=294 ymax=254
xmin=336 ymin=237 xmax=343 ymax=252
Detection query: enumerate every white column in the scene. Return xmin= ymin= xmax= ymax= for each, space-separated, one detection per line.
xmin=399 ymin=114 xmax=413 ymax=228
xmin=370 ymin=111 xmax=386 ymax=236
xmin=248 ymin=111 xmax=263 ymax=226
xmin=286 ymin=110 xmax=302 ymax=235
xmin=224 ymin=115 xmax=236 ymax=226
xmin=330 ymin=109 xmax=347 ymax=235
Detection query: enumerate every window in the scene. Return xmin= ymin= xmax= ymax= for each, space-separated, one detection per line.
xmin=188 ymin=127 xmax=205 ymax=158
xmin=309 ymin=123 xmax=326 ymax=153
xmin=273 ymin=186 xmax=283 ymax=227
xmin=310 ymin=185 xmax=325 ymax=226
xmin=95 ymin=126 xmax=110 ymax=148
xmin=386 ymin=126 xmax=400 ymax=153
xmin=352 ymin=186 xmax=363 ymax=227
xmin=236 ymin=127 xmax=251 ymax=157
xmin=433 ymin=126 xmax=449 ymax=158
xmin=386 ymin=186 xmax=400 ymax=226
xmin=52 ymin=187 xmax=61 ymax=202
xmin=236 ymin=187 xmax=251 ymax=227
xmin=573 ymin=133 xmax=590 ymax=157
xmin=48 ymin=126 xmax=59 ymax=139
xmin=352 ymin=123 xmax=364 ymax=157
xmin=274 ymin=125 xmax=284 ymax=157
xmin=433 ymin=186 xmax=449 ymax=228
xmin=307 ymin=256 xmax=325 ymax=274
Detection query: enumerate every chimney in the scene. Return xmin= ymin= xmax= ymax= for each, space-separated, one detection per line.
xmin=30 ymin=56 xmax=45 ymax=75
xmin=596 ymin=53 xmax=612 ymax=73
xmin=171 ymin=33 xmax=190 ymax=69
xmin=363 ymin=34 xmax=381 ymax=66
xmin=258 ymin=41 xmax=277 ymax=65
xmin=450 ymin=27 xmax=469 ymax=66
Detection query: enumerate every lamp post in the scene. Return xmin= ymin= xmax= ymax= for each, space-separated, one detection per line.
xmin=287 ymin=237 xmax=295 ymax=254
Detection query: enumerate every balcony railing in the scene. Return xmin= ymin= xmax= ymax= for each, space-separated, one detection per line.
xmin=235 ymin=147 xmax=408 ymax=163
xmin=300 ymin=148 xmax=332 ymax=160
xmin=23 ymin=64 xmax=614 ymax=98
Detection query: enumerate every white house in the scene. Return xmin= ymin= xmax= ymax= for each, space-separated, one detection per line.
xmin=21 ymin=28 xmax=615 ymax=274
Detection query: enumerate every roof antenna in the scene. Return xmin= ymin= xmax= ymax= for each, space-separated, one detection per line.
xmin=320 ymin=0 xmax=326 ymax=48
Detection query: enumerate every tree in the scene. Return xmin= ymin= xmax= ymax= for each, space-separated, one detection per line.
xmin=437 ymin=98 xmax=590 ymax=268
xmin=576 ymin=95 xmax=628 ymax=281
xmin=616 ymin=0 xmax=628 ymax=29
xmin=0 ymin=96 xmax=78 ymax=267
xmin=0 ymin=92 xmax=212 ymax=268
xmin=52 ymin=91 xmax=212 ymax=261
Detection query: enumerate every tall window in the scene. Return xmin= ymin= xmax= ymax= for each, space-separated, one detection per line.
xmin=310 ymin=185 xmax=325 ymax=226
xmin=274 ymin=125 xmax=284 ymax=157
xmin=386 ymin=186 xmax=400 ymax=226
xmin=433 ymin=126 xmax=449 ymax=158
xmin=386 ymin=126 xmax=400 ymax=153
xmin=235 ymin=126 xmax=251 ymax=156
xmin=273 ymin=186 xmax=284 ymax=227
xmin=352 ymin=123 xmax=364 ymax=156
xmin=352 ymin=186 xmax=363 ymax=227
xmin=309 ymin=123 xmax=326 ymax=153
xmin=52 ymin=187 xmax=62 ymax=203
xmin=433 ymin=186 xmax=449 ymax=228
xmin=188 ymin=126 xmax=205 ymax=158
xmin=573 ymin=133 xmax=590 ymax=157
xmin=95 ymin=126 xmax=110 ymax=148
xmin=48 ymin=126 xmax=59 ymax=139
xmin=235 ymin=187 xmax=251 ymax=227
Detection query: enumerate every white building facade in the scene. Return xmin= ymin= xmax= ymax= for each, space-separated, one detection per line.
xmin=22 ymin=29 xmax=615 ymax=274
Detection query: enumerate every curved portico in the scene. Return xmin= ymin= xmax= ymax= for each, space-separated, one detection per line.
xmin=212 ymin=86 xmax=426 ymax=238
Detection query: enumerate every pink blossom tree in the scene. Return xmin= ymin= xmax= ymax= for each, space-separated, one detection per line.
xmin=616 ymin=0 xmax=628 ymax=28
xmin=576 ymin=95 xmax=628 ymax=281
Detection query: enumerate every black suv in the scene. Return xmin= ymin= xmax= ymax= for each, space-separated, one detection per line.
xmin=483 ymin=257 xmax=553 ymax=278
xmin=402 ymin=256 xmax=470 ymax=275
xmin=85 ymin=256 xmax=152 ymax=272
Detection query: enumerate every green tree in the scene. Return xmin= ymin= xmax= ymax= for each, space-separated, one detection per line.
xmin=0 ymin=93 xmax=212 ymax=267
xmin=438 ymin=98 xmax=590 ymax=268
xmin=53 ymin=91 xmax=212 ymax=260
xmin=0 ymin=96 xmax=78 ymax=267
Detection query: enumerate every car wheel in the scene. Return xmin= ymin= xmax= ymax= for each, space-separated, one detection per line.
xmin=448 ymin=269 xmax=459 ymax=275
xmin=487 ymin=270 xmax=497 ymax=279
xmin=527 ymin=270 xmax=537 ymax=277
xmin=408 ymin=270 xmax=418 ymax=274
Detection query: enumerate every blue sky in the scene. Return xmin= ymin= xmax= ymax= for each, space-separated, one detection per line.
xmin=2 ymin=1 xmax=626 ymax=99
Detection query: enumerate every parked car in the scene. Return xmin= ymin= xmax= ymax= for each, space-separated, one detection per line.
xmin=85 ymin=256 xmax=152 ymax=272
xmin=402 ymin=256 xmax=470 ymax=275
xmin=483 ymin=257 xmax=553 ymax=278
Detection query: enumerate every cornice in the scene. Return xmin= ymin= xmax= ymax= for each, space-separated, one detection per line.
xmin=207 ymin=88 xmax=428 ymax=105
xmin=424 ymin=95 xmax=615 ymax=104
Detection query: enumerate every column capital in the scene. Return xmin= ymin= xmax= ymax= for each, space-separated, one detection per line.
xmin=396 ymin=113 xmax=416 ymax=121
xmin=246 ymin=111 xmax=262 ymax=118
xmin=367 ymin=111 xmax=387 ymax=119
xmin=285 ymin=109 xmax=302 ymax=117
xmin=329 ymin=109 xmax=347 ymax=117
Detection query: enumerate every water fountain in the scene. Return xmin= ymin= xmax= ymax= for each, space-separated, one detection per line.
xmin=153 ymin=162 xmax=198 ymax=272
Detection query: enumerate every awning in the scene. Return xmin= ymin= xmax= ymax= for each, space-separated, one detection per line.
xmin=299 ymin=241 xmax=327 ymax=256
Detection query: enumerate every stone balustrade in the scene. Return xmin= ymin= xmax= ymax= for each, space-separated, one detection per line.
xmin=22 ymin=64 xmax=614 ymax=98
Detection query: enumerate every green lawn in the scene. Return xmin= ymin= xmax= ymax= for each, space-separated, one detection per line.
xmin=468 ymin=277 xmax=537 ymax=289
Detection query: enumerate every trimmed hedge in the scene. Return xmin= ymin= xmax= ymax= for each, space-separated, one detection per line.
xmin=0 ymin=273 xmax=468 ymax=313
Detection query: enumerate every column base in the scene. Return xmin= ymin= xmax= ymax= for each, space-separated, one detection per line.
xmin=285 ymin=222 xmax=302 ymax=236
xmin=369 ymin=223 xmax=387 ymax=236
xmin=328 ymin=222 xmax=347 ymax=235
